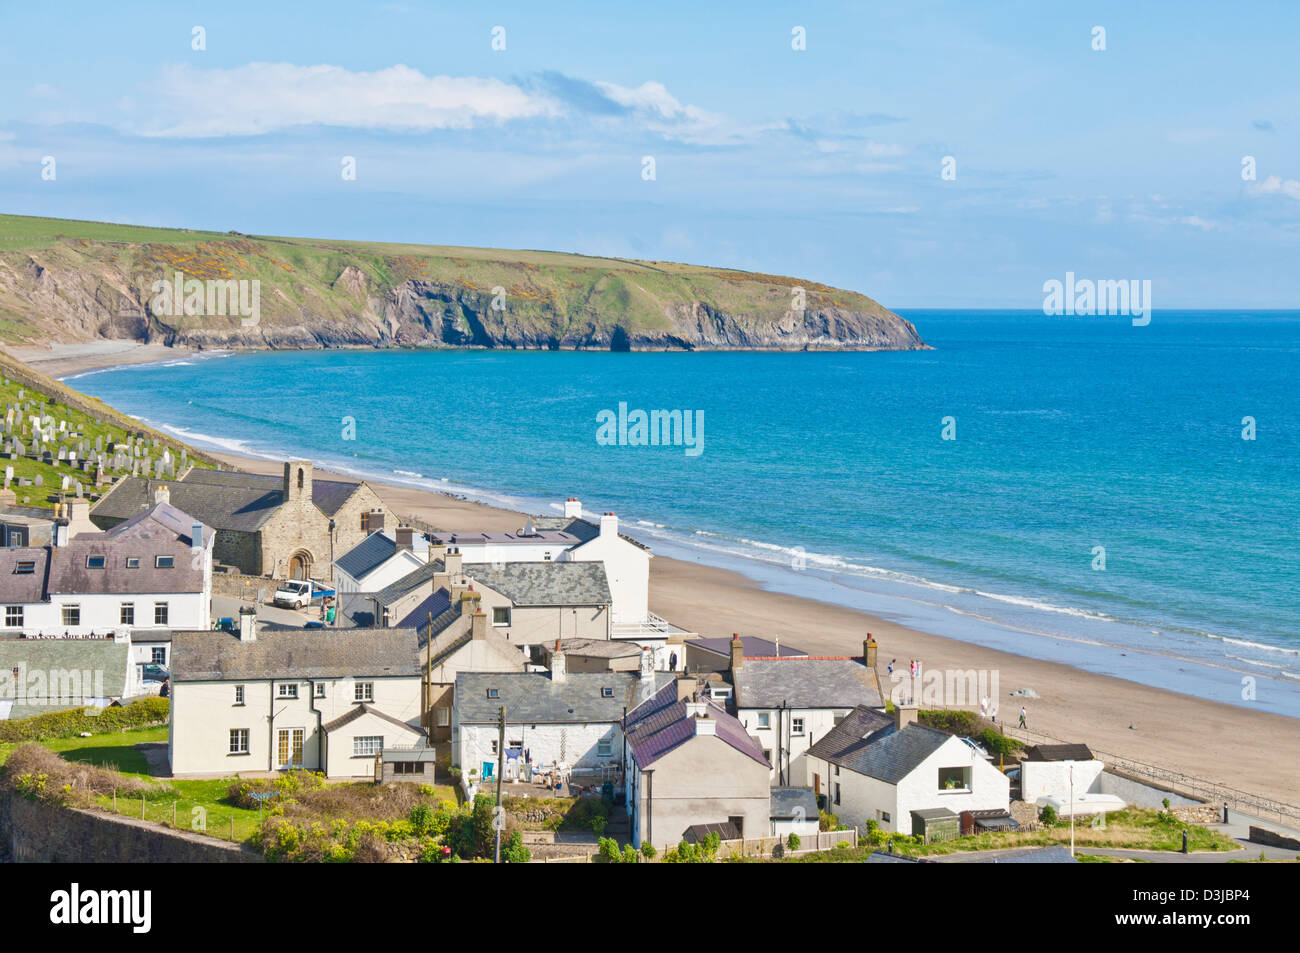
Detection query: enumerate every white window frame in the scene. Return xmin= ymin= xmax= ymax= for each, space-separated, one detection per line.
xmin=234 ymin=684 xmax=245 ymax=705
xmin=119 ymin=603 xmax=135 ymax=625
xmin=791 ymin=717 xmax=805 ymax=736
xmin=353 ymin=735 xmax=383 ymax=757
xmin=354 ymin=681 xmax=374 ymax=703
xmin=153 ymin=601 xmax=169 ymax=625
xmin=4 ymin=605 xmax=22 ymax=627
xmin=155 ymin=555 xmax=174 ymax=568
xmin=756 ymin=711 xmax=770 ymax=729
xmin=277 ymin=683 xmax=299 ymax=700
xmin=597 ymin=738 xmax=613 ymax=758
xmin=492 ymin=606 xmax=511 ymax=627
xmin=229 ymin=728 xmax=249 ymax=755
xmin=61 ymin=604 xmax=81 ymax=627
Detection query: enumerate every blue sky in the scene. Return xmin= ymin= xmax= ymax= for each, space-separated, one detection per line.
xmin=2 ymin=0 xmax=1298 ymax=307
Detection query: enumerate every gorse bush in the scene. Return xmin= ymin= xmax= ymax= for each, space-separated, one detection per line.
xmin=0 ymin=743 xmax=171 ymax=805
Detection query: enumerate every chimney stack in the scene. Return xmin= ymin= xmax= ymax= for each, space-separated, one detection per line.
xmin=694 ymin=712 xmax=718 ymax=737
xmin=550 ymin=639 xmax=566 ymax=682
xmin=639 ymin=645 xmax=655 ymax=679
xmin=729 ymin=633 xmax=744 ymax=673
xmin=895 ymin=705 xmax=918 ymax=732
xmin=675 ymin=674 xmax=697 ymax=702
xmin=238 ymin=605 xmax=257 ymax=642
xmin=444 ymin=549 xmax=463 ymax=578
xmin=564 ymin=497 xmax=582 ymax=519
xmin=395 ymin=525 xmax=414 ymax=550
xmin=368 ymin=509 xmax=385 ymax=533
xmin=599 ymin=512 xmax=618 ymax=538
xmin=471 ymin=607 xmax=487 ymax=641
xmin=863 ymin=634 xmax=878 ymax=670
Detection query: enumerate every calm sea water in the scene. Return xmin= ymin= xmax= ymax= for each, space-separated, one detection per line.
xmin=72 ymin=311 xmax=1300 ymax=716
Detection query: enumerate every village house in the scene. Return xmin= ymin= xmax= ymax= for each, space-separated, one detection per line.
xmin=0 ymin=497 xmax=99 ymax=548
xmin=725 ymin=635 xmax=884 ymax=785
xmin=91 ymin=461 xmax=386 ymax=581
xmin=434 ymin=498 xmax=694 ymax=664
xmin=684 ymin=634 xmax=808 ymax=673
xmin=0 ymin=500 xmax=213 ymax=637
xmin=168 ymin=612 xmax=423 ymax=778
xmin=462 ymin=561 xmax=613 ymax=653
xmin=0 ymin=633 xmax=135 ymax=720
xmin=804 ymin=704 xmax=1011 ymax=837
xmin=331 ymin=521 xmax=429 ymax=595
xmin=621 ymin=676 xmax=772 ymax=851
xmin=419 ymin=590 xmax=527 ymax=742
xmin=452 ymin=643 xmax=673 ymax=784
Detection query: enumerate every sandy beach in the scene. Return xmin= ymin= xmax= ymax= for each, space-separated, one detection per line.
xmin=13 ymin=342 xmax=1300 ymax=807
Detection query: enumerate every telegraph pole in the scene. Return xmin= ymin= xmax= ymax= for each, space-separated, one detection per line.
xmin=494 ymin=705 xmax=506 ymax=863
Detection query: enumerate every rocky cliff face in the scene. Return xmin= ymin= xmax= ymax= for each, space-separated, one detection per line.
xmin=0 ymin=222 xmax=927 ymax=352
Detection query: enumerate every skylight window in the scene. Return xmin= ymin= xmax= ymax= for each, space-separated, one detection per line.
xmin=13 ymin=561 xmax=35 ymax=575
xmin=86 ymin=556 xmax=106 ymax=569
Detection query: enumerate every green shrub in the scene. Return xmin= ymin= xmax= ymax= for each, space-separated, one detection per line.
xmin=820 ymin=809 xmax=841 ymax=832
xmin=1039 ymin=804 xmax=1059 ymax=826
xmin=640 ymin=841 xmax=657 ymax=860
xmin=0 ymin=697 xmax=169 ymax=743
xmin=787 ymin=833 xmax=801 ymax=852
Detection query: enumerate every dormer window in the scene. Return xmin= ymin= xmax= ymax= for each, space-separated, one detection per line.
xmin=86 ymin=556 xmax=106 ymax=569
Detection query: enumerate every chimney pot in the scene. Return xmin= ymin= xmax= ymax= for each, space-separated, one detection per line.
xmin=729 ymin=633 xmax=744 ymax=672
xmin=238 ymin=605 xmax=257 ymax=642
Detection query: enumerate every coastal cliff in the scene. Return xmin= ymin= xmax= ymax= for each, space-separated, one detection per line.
xmin=0 ymin=214 xmax=926 ymax=352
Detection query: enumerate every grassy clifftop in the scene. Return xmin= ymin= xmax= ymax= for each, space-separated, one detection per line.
xmin=0 ymin=213 xmax=926 ymax=352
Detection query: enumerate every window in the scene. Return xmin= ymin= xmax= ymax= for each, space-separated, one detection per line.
xmin=125 ymin=557 xmax=140 ymax=569
xmin=13 ymin=561 xmax=35 ymax=575
xmin=234 ymin=685 xmax=245 ymax=706
xmin=490 ymin=739 xmax=499 ymax=755
xmin=119 ymin=603 xmax=134 ymax=625
xmin=4 ymin=606 xmax=22 ymax=627
xmin=85 ymin=555 xmax=106 ymax=569
xmin=834 ymin=783 xmax=841 ymax=806
xmin=486 ymin=688 xmax=499 ymax=699
xmin=61 ymin=604 xmax=80 ymax=626
xmin=153 ymin=602 xmax=169 ymax=625
xmin=597 ymin=738 xmax=613 ymax=758
xmin=833 ymin=764 xmax=840 ymax=777
xmin=360 ymin=512 xmax=370 ymax=533
xmin=151 ymin=647 xmax=166 ymax=666
xmin=353 ymin=736 xmax=383 ymax=757
xmin=492 ymin=606 xmax=510 ymax=626
xmin=314 ymin=683 xmax=326 ymax=698
xmin=763 ymin=749 xmax=772 ymax=763
xmin=277 ymin=683 xmax=299 ymax=699
xmin=756 ymin=712 xmax=770 ymax=729
xmin=879 ymin=811 xmax=891 ymax=823
xmin=155 ymin=555 xmax=174 ymax=568
xmin=229 ymin=729 xmax=249 ymax=755
xmin=392 ymin=760 xmax=421 ymax=775
xmin=938 ymin=766 xmax=972 ymax=792
xmin=791 ymin=717 xmax=805 ymax=735
xmin=435 ymin=708 xmax=450 ymax=726
xmin=600 ymin=687 xmax=614 ymax=698
xmin=354 ymin=681 xmax=374 ymax=703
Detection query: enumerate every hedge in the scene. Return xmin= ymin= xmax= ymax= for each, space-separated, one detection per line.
xmin=0 ymin=697 xmax=169 ymax=743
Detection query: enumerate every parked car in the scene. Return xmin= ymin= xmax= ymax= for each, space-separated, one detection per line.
xmin=273 ymin=579 xmax=336 ymax=609
xmin=958 ymin=736 xmax=992 ymax=759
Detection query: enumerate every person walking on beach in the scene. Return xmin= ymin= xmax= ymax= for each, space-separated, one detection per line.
xmin=1019 ymin=706 xmax=1027 ymax=729
xmin=887 ymin=658 xmax=895 ymax=676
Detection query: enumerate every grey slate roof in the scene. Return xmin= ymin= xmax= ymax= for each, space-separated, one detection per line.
xmin=335 ymin=531 xmax=398 ymax=582
xmin=373 ymin=560 xmax=442 ymax=608
xmin=732 ymin=658 xmax=882 ymax=710
xmin=170 ymin=627 xmax=420 ymax=682
xmin=0 ymin=548 xmax=50 ymax=603
xmin=769 ymin=786 xmax=820 ymax=820
xmin=0 ymin=637 xmax=130 ymax=701
xmin=806 ymin=705 xmax=894 ymax=762
xmin=835 ymin=723 xmax=953 ymax=785
xmin=455 ymin=670 xmax=672 ymax=725
xmin=530 ymin=515 xmax=653 ymax=553
xmin=47 ymin=502 xmax=208 ymax=596
xmin=465 ymin=562 xmax=611 ymax=607
xmin=1023 ymin=744 xmax=1095 ymax=762
xmin=92 ymin=468 xmax=363 ymax=533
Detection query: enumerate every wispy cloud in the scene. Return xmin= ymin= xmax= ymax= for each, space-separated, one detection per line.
xmin=135 ymin=63 xmax=561 ymax=137
xmin=1251 ymin=174 xmax=1300 ymax=201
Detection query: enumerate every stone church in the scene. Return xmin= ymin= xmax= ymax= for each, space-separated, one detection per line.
xmin=91 ymin=460 xmax=387 ymax=580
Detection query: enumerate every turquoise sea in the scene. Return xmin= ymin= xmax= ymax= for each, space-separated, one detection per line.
xmin=71 ymin=311 xmax=1300 ymax=717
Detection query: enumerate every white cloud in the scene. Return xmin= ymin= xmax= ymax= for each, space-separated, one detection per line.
xmin=1252 ymin=174 xmax=1300 ymax=201
xmin=137 ymin=63 xmax=561 ymax=137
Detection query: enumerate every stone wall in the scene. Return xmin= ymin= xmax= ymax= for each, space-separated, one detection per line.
xmin=211 ymin=570 xmax=272 ymax=603
xmin=1249 ymin=825 xmax=1300 ymax=851
xmin=256 ymin=463 xmax=385 ymax=580
xmin=0 ymin=790 xmax=262 ymax=863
